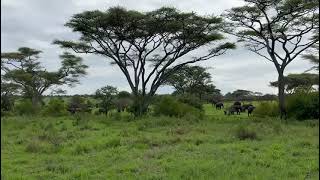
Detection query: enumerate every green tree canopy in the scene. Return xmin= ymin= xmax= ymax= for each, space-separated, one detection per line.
xmin=164 ymin=65 xmax=221 ymax=100
xmin=303 ymin=33 xmax=319 ymax=72
xmin=95 ymin=85 xmax=118 ymax=115
xmin=223 ymin=0 xmax=319 ymax=118
xmin=224 ymin=89 xmax=256 ymax=101
xmin=1 ymin=47 xmax=88 ymax=107
xmin=270 ymin=73 xmax=319 ymax=93
xmin=54 ymin=6 xmax=235 ymax=116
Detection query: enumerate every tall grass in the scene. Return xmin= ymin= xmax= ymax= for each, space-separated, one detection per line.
xmin=254 ymin=101 xmax=279 ymax=117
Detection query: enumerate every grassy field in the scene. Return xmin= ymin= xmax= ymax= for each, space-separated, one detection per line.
xmin=1 ymin=104 xmax=319 ymax=179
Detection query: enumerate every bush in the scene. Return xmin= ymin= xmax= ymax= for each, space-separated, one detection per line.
xmin=153 ymin=96 xmax=203 ymax=119
xmin=176 ymin=93 xmax=203 ymax=110
xmin=1 ymin=95 xmax=15 ymax=112
xmin=286 ymin=91 xmax=319 ymax=120
xmin=114 ymin=98 xmax=132 ymax=112
xmin=1 ymin=109 xmax=14 ymax=117
xmin=42 ymin=98 xmax=68 ymax=116
xmin=68 ymin=96 xmax=88 ymax=112
xmin=14 ymin=99 xmax=38 ymax=115
xmin=235 ymin=125 xmax=257 ymax=140
xmin=254 ymin=101 xmax=279 ymax=117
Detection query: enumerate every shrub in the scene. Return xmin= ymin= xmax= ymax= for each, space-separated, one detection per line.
xmin=68 ymin=96 xmax=88 ymax=112
xmin=42 ymin=98 xmax=68 ymax=116
xmin=153 ymin=96 xmax=179 ymax=117
xmin=14 ymin=99 xmax=38 ymax=115
xmin=1 ymin=110 xmax=14 ymax=117
xmin=286 ymin=91 xmax=319 ymax=120
xmin=235 ymin=125 xmax=257 ymax=140
xmin=114 ymin=98 xmax=133 ymax=112
xmin=254 ymin=101 xmax=279 ymax=117
xmin=176 ymin=93 xmax=203 ymax=110
xmin=1 ymin=95 xmax=14 ymax=112
xmin=153 ymin=96 xmax=203 ymax=119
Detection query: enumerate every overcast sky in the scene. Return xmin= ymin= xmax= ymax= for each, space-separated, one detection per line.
xmin=1 ymin=0 xmax=314 ymax=95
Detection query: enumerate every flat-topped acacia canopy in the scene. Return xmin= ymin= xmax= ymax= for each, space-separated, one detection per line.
xmin=54 ymin=7 xmax=235 ymax=116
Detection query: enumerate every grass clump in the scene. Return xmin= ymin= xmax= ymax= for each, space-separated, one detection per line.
xmin=235 ymin=125 xmax=257 ymax=140
xmin=72 ymin=113 xmax=91 ymax=130
xmin=25 ymin=139 xmax=43 ymax=153
xmin=74 ymin=143 xmax=91 ymax=155
xmin=105 ymin=137 xmax=121 ymax=148
xmin=45 ymin=160 xmax=70 ymax=174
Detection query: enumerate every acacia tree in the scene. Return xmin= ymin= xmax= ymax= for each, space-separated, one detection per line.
xmin=165 ymin=65 xmax=211 ymax=94
xmin=1 ymin=47 xmax=88 ymax=108
xmin=224 ymin=89 xmax=256 ymax=101
xmin=224 ymin=0 xmax=319 ymax=118
xmin=270 ymin=73 xmax=319 ymax=93
xmin=54 ymin=7 xmax=235 ymax=116
xmin=303 ymin=33 xmax=319 ymax=72
xmin=164 ymin=65 xmax=220 ymax=100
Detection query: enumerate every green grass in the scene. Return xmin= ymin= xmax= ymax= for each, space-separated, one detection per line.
xmin=1 ymin=104 xmax=319 ymax=179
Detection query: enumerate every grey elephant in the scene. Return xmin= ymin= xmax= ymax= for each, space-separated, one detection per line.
xmin=224 ymin=105 xmax=239 ymax=115
xmin=247 ymin=105 xmax=255 ymax=116
xmin=233 ymin=101 xmax=242 ymax=114
xmin=215 ymin=102 xmax=224 ymax=110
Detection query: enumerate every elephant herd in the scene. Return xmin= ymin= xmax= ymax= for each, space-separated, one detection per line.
xmin=211 ymin=100 xmax=255 ymax=116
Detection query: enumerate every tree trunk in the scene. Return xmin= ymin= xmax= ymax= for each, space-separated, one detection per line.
xmin=132 ymin=95 xmax=150 ymax=117
xmin=31 ymin=94 xmax=42 ymax=110
xmin=278 ymin=73 xmax=287 ymax=119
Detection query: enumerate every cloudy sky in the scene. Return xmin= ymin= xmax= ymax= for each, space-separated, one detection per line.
xmin=1 ymin=0 xmax=314 ymax=95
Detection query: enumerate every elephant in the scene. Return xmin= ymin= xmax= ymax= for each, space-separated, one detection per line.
xmin=232 ymin=101 xmax=242 ymax=114
xmin=233 ymin=101 xmax=241 ymax=106
xmin=247 ymin=105 xmax=255 ymax=116
xmin=242 ymin=104 xmax=253 ymax=111
xmin=241 ymin=104 xmax=253 ymax=112
xmin=215 ymin=102 xmax=224 ymax=110
xmin=211 ymin=99 xmax=218 ymax=106
xmin=67 ymin=107 xmax=82 ymax=114
xmin=224 ymin=105 xmax=240 ymax=115
xmin=98 ymin=107 xmax=108 ymax=115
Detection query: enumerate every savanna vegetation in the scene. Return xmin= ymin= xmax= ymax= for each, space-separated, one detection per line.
xmin=1 ymin=103 xmax=319 ymax=179
xmin=1 ymin=0 xmax=319 ymax=179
